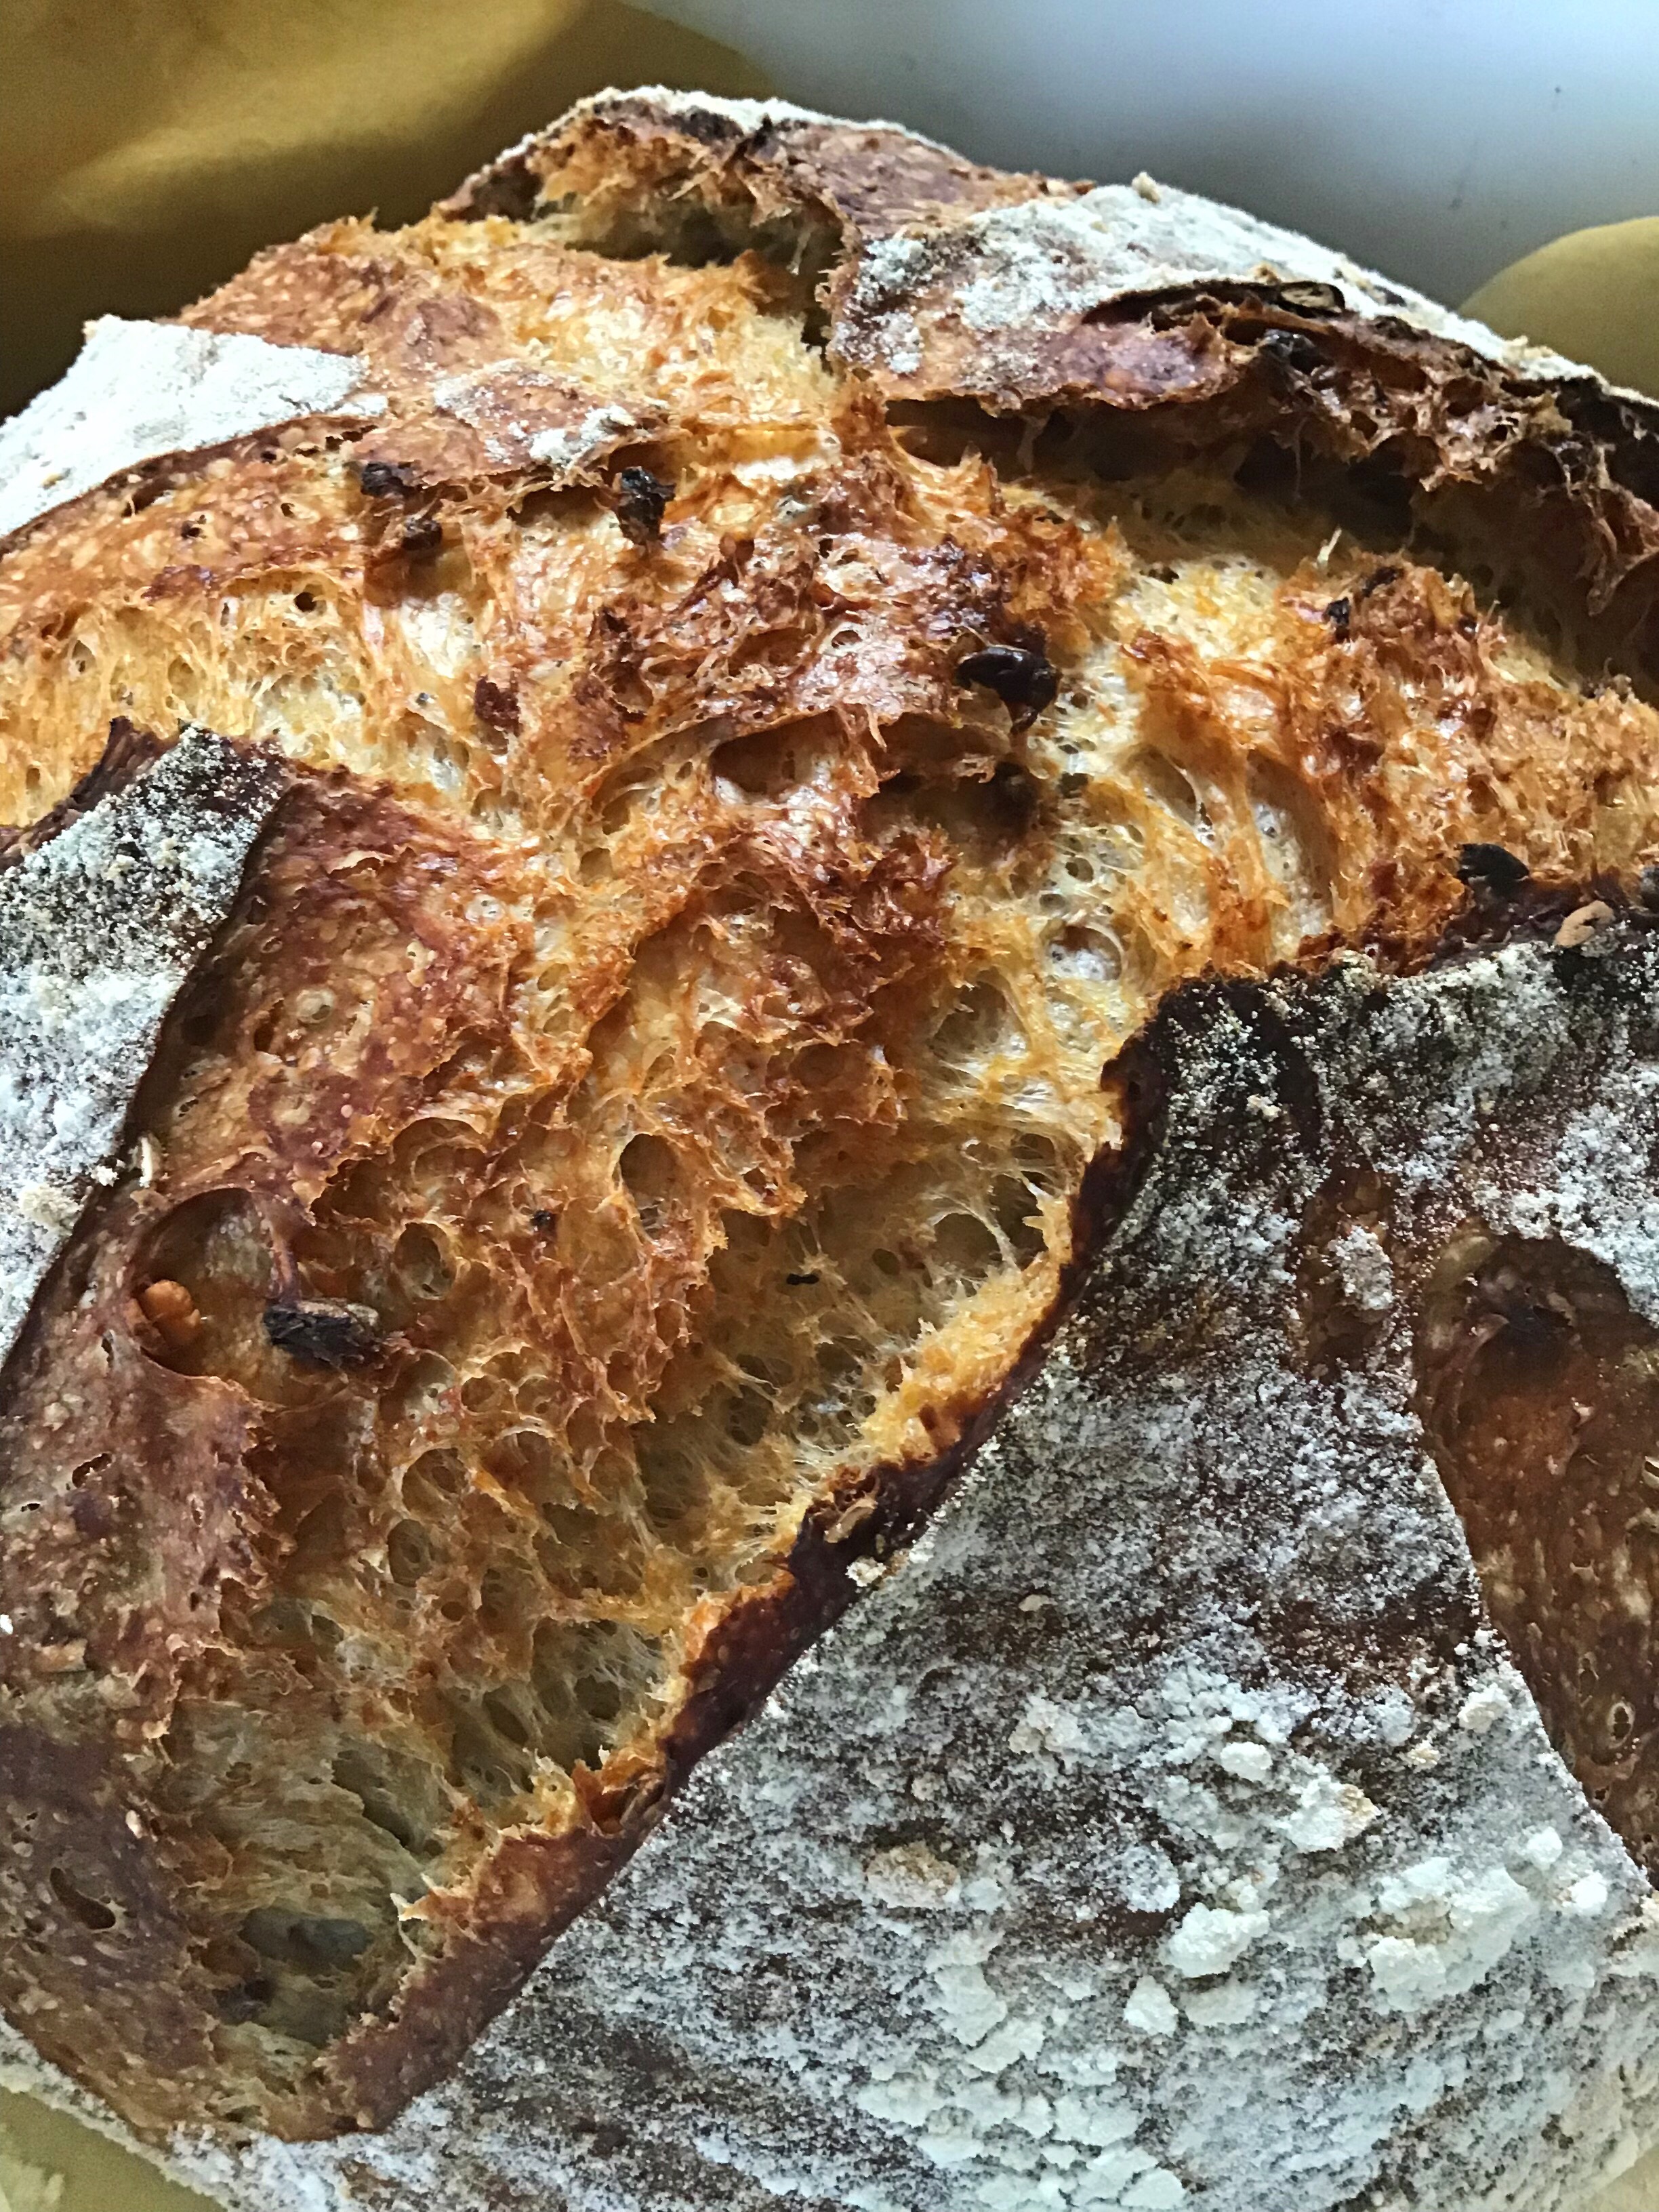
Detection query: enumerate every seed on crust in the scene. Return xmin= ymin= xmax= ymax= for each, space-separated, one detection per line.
xmin=954 ymin=643 xmax=1059 ymax=730
xmin=613 ymin=467 xmax=674 ymax=546
xmin=398 ymin=514 xmax=445 ymax=561
xmin=1458 ymin=842 xmax=1532 ymax=896
xmin=1554 ymin=899 xmax=1616 ymax=949
xmin=356 ymin=460 xmax=426 ymax=500
xmin=263 ymin=1298 xmax=383 ymax=1367
xmin=473 ymin=678 xmax=520 ymax=735
xmin=136 ymin=1277 xmax=202 ymax=1352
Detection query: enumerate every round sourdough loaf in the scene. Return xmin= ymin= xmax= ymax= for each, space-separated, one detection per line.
xmin=5 ymin=84 xmax=1659 ymax=2212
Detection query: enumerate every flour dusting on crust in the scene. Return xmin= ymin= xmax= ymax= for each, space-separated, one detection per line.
xmin=150 ymin=932 xmax=1659 ymax=2211
xmin=0 ymin=321 xmax=380 ymax=543
xmin=836 ymin=179 xmax=1601 ymax=400
xmin=0 ymin=730 xmax=288 ymax=1364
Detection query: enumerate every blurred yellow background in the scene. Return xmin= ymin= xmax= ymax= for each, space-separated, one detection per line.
xmin=2 ymin=2 xmax=1659 ymax=2207
xmin=1464 ymin=215 xmax=1659 ymax=398
xmin=1 ymin=2087 xmax=213 ymax=2211
xmin=5 ymin=0 xmax=1659 ymax=422
xmin=0 ymin=0 xmax=768 ymax=419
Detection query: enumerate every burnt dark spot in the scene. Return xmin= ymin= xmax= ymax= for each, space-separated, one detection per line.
xmin=1457 ymin=842 xmax=1532 ymax=896
xmin=613 ymin=468 xmax=674 ymax=546
xmin=955 ymin=644 xmax=1059 ymax=731
xmin=49 ymin=1866 xmax=116 ymax=1932
xmin=398 ymin=514 xmax=445 ymax=561
xmin=1324 ymin=596 xmax=1352 ymax=641
xmin=263 ymin=1299 xmax=382 ymax=1368
xmin=473 ymin=678 xmax=521 ymax=735
xmin=1274 ymin=280 xmax=1345 ymax=316
xmin=216 ymin=1981 xmax=269 ymax=2024
xmin=785 ymin=1271 xmax=820 ymax=1286
xmin=1257 ymin=327 xmax=1324 ymax=378
xmin=356 ymin=459 xmax=425 ymax=500
xmin=1359 ymin=564 xmax=1402 ymax=600
xmin=530 ymin=1209 xmax=559 ymax=1234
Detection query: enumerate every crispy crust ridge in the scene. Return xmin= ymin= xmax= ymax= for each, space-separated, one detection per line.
xmin=438 ymin=87 xmax=1069 ymax=236
xmin=9 ymin=87 xmax=1659 ymax=2155
xmin=322 ymin=1130 xmax=1122 ymax=2129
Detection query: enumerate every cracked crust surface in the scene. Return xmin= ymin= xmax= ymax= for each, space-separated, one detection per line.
xmin=178 ymin=922 xmax=1659 ymax=2212
xmin=5 ymin=84 xmax=1659 ymax=2197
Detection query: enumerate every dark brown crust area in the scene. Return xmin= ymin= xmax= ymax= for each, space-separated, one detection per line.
xmin=0 ymin=777 xmax=524 ymax=2131
xmin=1418 ymin=1230 xmax=1659 ymax=1869
xmin=10 ymin=91 xmax=1659 ymax=2147
xmin=439 ymin=91 xmax=1071 ymax=236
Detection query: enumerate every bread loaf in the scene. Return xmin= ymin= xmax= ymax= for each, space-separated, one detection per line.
xmin=5 ymin=85 xmax=1659 ymax=2211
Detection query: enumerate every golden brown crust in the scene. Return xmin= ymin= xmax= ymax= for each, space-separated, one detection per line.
xmin=10 ymin=90 xmax=1659 ymax=2144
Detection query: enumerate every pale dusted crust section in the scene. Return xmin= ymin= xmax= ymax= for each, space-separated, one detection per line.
xmin=182 ymin=923 xmax=1659 ymax=2212
xmin=0 ymin=729 xmax=289 ymax=1362
xmin=0 ymin=320 xmax=377 ymax=544
xmin=5 ymin=84 xmax=1659 ymax=2176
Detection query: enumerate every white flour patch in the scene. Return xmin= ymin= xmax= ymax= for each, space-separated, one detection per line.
xmin=0 ymin=321 xmax=379 ymax=540
xmin=129 ymin=935 xmax=1659 ymax=2212
xmin=0 ymin=732 xmax=289 ymax=1364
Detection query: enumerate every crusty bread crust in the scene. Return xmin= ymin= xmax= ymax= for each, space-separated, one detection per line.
xmin=0 ymin=726 xmax=289 ymax=1365
xmin=7 ymin=85 xmax=1659 ymax=2166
